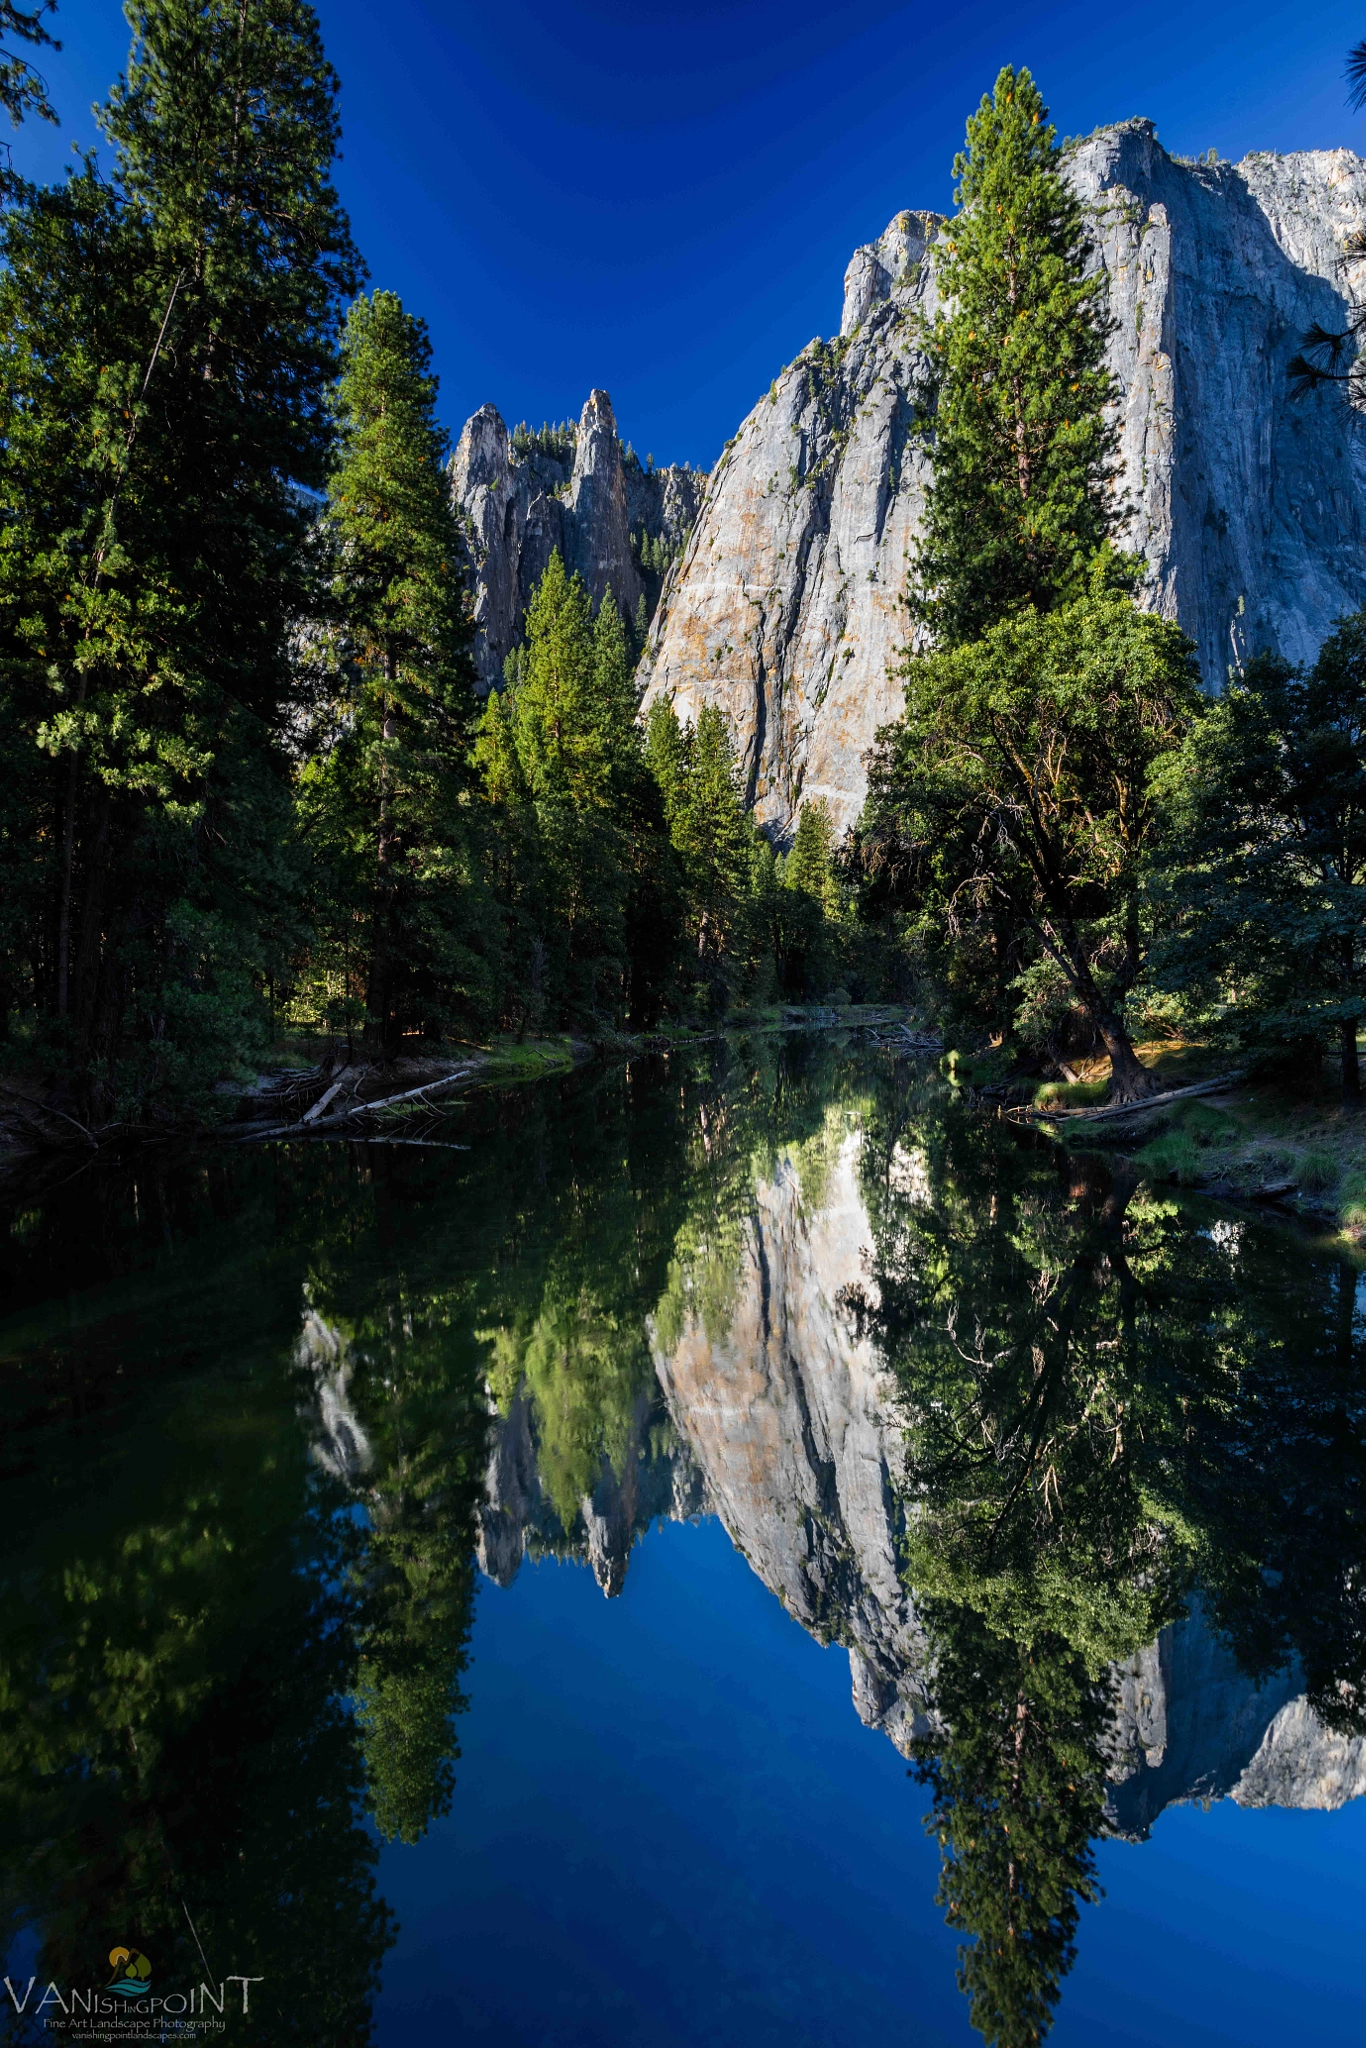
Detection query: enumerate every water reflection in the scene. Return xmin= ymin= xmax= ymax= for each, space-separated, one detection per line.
xmin=2 ymin=1040 xmax=1365 ymax=2045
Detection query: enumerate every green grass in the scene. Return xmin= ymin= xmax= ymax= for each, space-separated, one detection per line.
xmin=1135 ymin=1132 xmax=1206 ymax=1185
xmin=1297 ymin=1146 xmax=1340 ymax=1194
xmin=946 ymin=1047 xmax=1012 ymax=1088
xmin=1033 ymin=1077 xmax=1108 ymax=1109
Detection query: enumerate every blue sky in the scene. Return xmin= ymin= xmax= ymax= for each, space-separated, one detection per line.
xmin=10 ymin=0 xmax=1366 ymax=467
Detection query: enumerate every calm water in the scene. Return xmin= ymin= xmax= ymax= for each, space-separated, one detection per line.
xmin=2 ymin=1037 xmax=1365 ymax=2047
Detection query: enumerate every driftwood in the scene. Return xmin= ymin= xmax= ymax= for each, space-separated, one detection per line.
xmin=237 ymin=1060 xmax=483 ymax=1141
xmin=301 ymin=1068 xmax=354 ymax=1123
xmin=871 ymin=1025 xmax=946 ymax=1054
xmin=1011 ymin=1071 xmax=1244 ymax=1126
xmin=0 ymin=1081 xmax=99 ymax=1150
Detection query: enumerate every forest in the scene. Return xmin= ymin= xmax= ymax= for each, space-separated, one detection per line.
xmin=0 ymin=14 xmax=1363 ymax=1139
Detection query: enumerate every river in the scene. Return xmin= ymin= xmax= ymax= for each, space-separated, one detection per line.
xmin=2 ymin=1034 xmax=1364 ymax=2046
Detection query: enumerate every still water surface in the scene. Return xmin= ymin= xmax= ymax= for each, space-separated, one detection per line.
xmin=2 ymin=1037 xmax=1364 ymax=2046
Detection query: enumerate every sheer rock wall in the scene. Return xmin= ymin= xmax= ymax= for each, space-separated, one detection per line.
xmin=638 ymin=123 xmax=1366 ymax=841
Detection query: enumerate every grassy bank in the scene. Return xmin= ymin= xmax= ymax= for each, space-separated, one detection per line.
xmin=1016 ymin=1039 xmax=1366 ymax=1241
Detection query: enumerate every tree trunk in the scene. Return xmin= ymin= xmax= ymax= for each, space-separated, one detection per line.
xmin=1093 ymin=1004 xmax=1157 ymax=1103
xmin=72 ymin=785 xmax=113 ymax=1054
xmin=1047 ymin=915 xmax=1156 ymax=1102
xmin=365 ymin=659 xmax=398 ymax=1060
xmin=55 ymin=749 xmax=78 ymax=1019
xmin=1341 ymin=1016 xmax=1361 ymax=1108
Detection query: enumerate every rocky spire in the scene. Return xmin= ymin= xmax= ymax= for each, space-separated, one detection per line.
xmin=566 ymin=388 xmax=642 ymax=619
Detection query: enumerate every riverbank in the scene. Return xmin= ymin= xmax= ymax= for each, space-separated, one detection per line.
xmin=0 ymin=1005 xmax=916 ymax=1168
xmin=1003 ymin=1040 xmax=1366 ymax=1243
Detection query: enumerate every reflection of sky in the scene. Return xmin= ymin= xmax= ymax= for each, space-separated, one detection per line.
xmin=374 ymin=1516 xmax=1366 ymax=2048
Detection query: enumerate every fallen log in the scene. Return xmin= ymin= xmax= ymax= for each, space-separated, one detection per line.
xmin=1010 ymin=1071 xmax=1244 ymax=1126
xmin=0 ymin=1082 xmax=99 ymax=1150
xmin=236 ymin=1060 xmax=484 ymax=1141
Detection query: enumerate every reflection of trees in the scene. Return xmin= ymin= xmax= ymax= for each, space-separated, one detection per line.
xmin=848 ymin=1071 xmax=1366 ymax=2045
xmin=299 ymin=1295 xmax=489 ymax=1848
xmin=915 ymin=1607 xmax=1111 ymax=2048
xmin=0 ymin=1368 xmax=392 ymax=2046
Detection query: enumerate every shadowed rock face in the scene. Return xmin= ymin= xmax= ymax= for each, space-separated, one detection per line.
xmin=450 ymin=390 xmax=707 ymax=692
xmin=1107 ymin=1611 xmax=1366 ymax=1836
xmin=639 ymin=121 xmax=1366 ymax=841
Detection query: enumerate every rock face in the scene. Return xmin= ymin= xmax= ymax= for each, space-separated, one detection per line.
xmin=450 ymin=389 xmax=707 ymax=692
xmin=639 ymin=123 xmax=1366 ymax=840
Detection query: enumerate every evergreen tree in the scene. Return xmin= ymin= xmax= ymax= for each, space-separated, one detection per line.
xmin=0 ymin=0 xmax=360 ymax=1110
xmin=660 ymin=700 xmax=757 ymax=1004
xmin=1150 ymin=616 xmax=1366 ymax=1104
xmin=0 ymin=0 xmax=59 ymax=141
xmin=913 ymin=66 xmax=1119 ymax=646
xmin=866 ymin=595 xmax=1198 ymax=1098
xmin=913 ymin=1607 xmax=1111 ymax=2048
xmin=785 ymin=799 xmax=839 ymax=917
xmin=476 ymin=556 xmax=682 ymax=1027
xmin=304 ymin=289 xmax=486 ymax=1056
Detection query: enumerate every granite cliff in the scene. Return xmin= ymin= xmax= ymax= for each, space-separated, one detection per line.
xmin=639 ymin=123 xmax=1366 ymax=839
xmin=450 ymin=388 xmax=707 ymax=692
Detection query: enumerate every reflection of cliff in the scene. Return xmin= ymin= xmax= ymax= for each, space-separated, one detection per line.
xmin=1108 ymin=1616 xmax=1366 ymax=1835
xmin=476 ymin=1382 xmax=708 ymax=1597
xmin=464 ymin=1126 xmax=1366 ymax=1823
xmin=650 ymin=1128 xmax=933 ymax=1754
xmin=638 ymin=1132 xmax=1366 ymax=1825
xmin=295 ymin=1305 xmax=374 ymax=1484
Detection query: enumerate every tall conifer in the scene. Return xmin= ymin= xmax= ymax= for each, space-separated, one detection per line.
xmin=0 ymin=0 xmax=359 ymax=1106
xmin=309 ymin=289 xmax=481 ymax=1054
xmin=912 ymin=66 xmax=1118 ymax=645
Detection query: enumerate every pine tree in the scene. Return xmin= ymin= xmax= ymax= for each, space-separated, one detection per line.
xmin=785 ymin=799 xmax=839 ymax=917
xmin=0 ymin=0 xmax=360 ymax=1110
xmin=307 ymin=289 xmax=484 ymax=1056
xmin=476 ymin=555 xmax=682 ymax=1028
xmin=668 ymin=702 xmax=756 ymax=997
xmin=913 ymin=1606 xmax=1111 ymax=2048
xmin=912 ymin=66 xmax=1119 ymax=645
xmin=867 ymin=594 xmax=1196 ymax=1099
xmin=0 ymin=0 xmax=59 ymax=141
xmin=1151 ymin=615 xmax=1366 ymax=1104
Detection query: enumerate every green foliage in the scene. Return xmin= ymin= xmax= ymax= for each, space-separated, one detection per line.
xmin=476 ymin=555 xmax=684 ymax=1029
xmin=0 ymin=0 xmax=59 ymax=142
xmin=1150 ymin=618 xmax=1366 ymax=1103
xmin=913 ymin=1606 xmax=1110 ymax=2048
xmin=864 ymin=594 xmax=1198 ymax=1096
xmin=0 ymin=0 xmax=359 ymax=1113
xmin=510 ymin=417 xmax=576 ymax=461
xmin=303 ymin=288 xmax=489 ymax=1052
xmin=912 ymin=65 xmax=1121 ymax=646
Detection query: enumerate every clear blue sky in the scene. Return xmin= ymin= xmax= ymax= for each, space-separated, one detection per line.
xmin=9 ymin=0 xmax=1366 ymax=469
